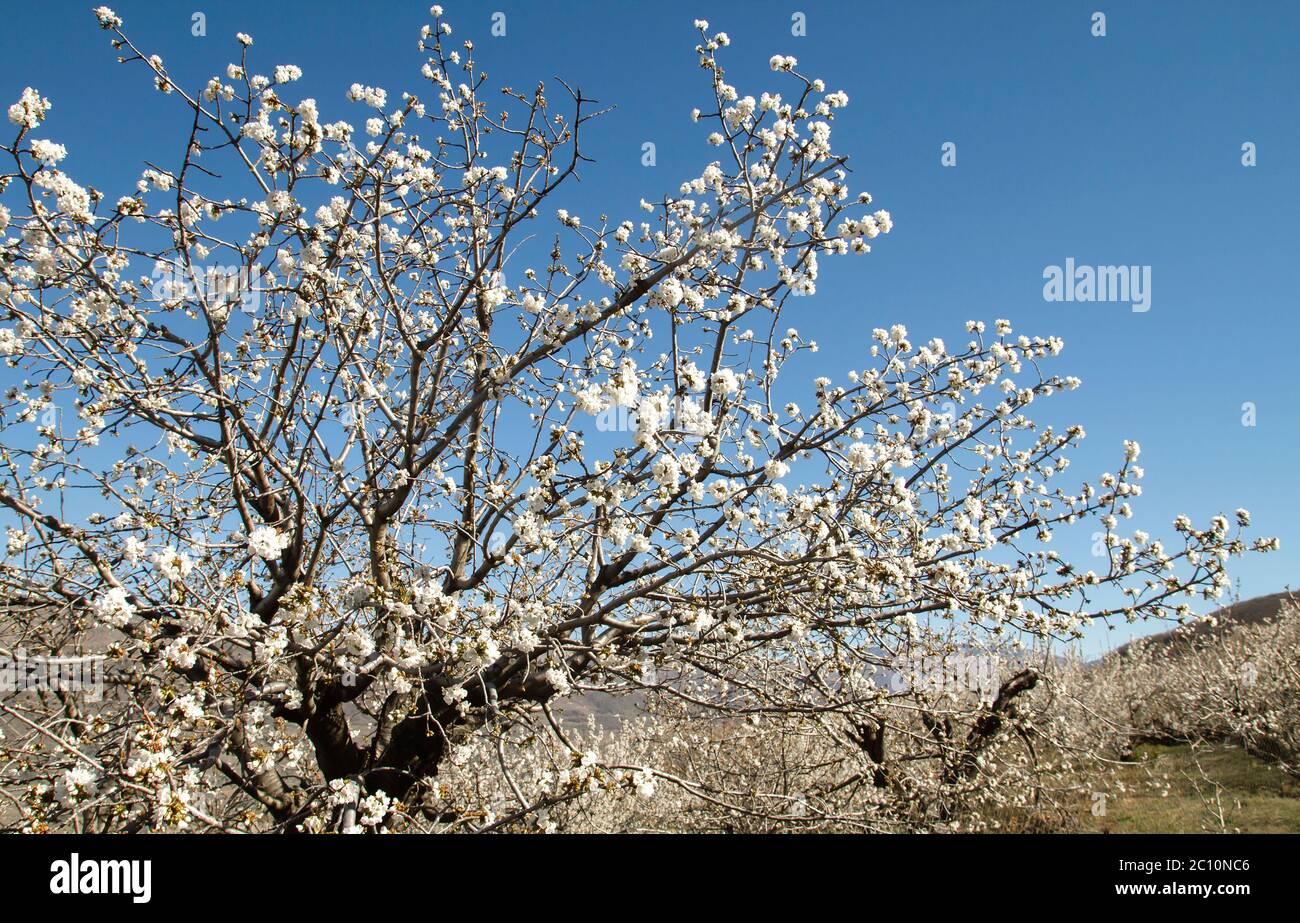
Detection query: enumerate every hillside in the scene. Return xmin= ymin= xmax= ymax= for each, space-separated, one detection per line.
xmin=1114 ymin=588 xmax=1297 ymax=657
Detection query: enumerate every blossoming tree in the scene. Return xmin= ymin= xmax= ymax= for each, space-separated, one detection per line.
xmin=0 ymin=7 xmax=1274 ymax=832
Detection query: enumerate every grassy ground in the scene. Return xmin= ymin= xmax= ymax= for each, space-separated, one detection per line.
xmin=1080 ymin=743 xmax=1300 ymax=833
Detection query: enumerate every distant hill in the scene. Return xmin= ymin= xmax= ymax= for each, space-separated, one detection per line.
xmin=554 ymin=689 xmax=648 ymax=730
xmin=1115 ymin=589 xmax=1298 ymax=658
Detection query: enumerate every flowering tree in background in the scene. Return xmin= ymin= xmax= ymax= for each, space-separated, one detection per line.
xmin=1080 ymin=602 xmax=1300 ymax=779
xmin=0 ymin=7 xmax=1276 ymax=832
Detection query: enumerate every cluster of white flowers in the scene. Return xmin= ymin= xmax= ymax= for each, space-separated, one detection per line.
xmin=29 ymin=139 xmax=67 ymax=164
xmin=0 ymin=327 xmax=22 ymax=355
xmin=846 ymin=442 xmax=875 ymax=471
xmin=347 ymin=82 xmax=388 ymax=109
xmin=603 ymin=358 xmax=641 ymax=408
xmin=164 ymin=636 xmax=199 ymax=670
xmin=152 ymin=549 xmax=193 ymax=582
xmin=511 ymin=510 xmax=544 ymax=547
xmin=31 ymin=168 xmax=93 ymax=223
xmin=631 ymin=767 xmax=657 ymax=798
xmin=542 ymin=667 xmax=571 ymax=696
xmin=247 ymin=525 xmax=291 ymax=560
xmin=92 ymin=6 xmax=121 ymax=29
xmin=710 ymin=368 xmax=742 ymax=396
xmin=62 ymin=766 xmax=99 ymax=803
xmin=358 ymin=791 xmax=393 ymax=828
xmin=7 ymin=86 xmax=50 ymax=128
xmin=5 ymin=527 xmax=30 ymax=555
xmin=122 ymin=535 xmax=147 ymax=564
xmin=411 ymin=579 xmax=459 ymax=626
xmin=90 ymin=586 xmax=135 ymax=627
xmin=652 ymin=455 xmax=682 ymax=490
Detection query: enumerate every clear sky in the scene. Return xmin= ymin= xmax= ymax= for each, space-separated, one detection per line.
xmin=2 ymin=1 xmax=1297 ymax=654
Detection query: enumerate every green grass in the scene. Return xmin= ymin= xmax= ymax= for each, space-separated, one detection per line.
xmin=1081 ymin=743 xmax=1300 ymax=833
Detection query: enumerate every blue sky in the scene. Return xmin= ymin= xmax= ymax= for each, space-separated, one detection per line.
xmin=2 ymin=1 xmax=1297 ymax=653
